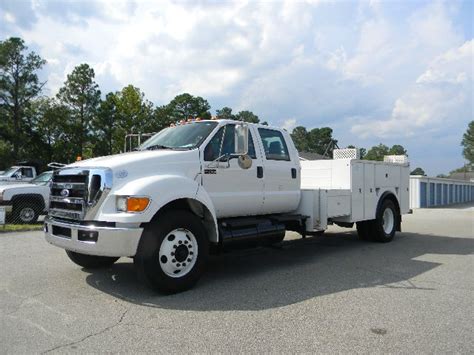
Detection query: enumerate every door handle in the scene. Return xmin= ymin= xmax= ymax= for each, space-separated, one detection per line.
xmin=291 ymin=168 xmax=297 ymax=179
xmin=257 ymin=166 xmax=263 ymax=178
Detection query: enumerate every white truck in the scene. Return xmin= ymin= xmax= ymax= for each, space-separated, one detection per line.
xmin=0 ymin=171 xmax=53 ymax=223
xmin=44 ymin=120 xmax=409 ymax=293
xmin=0 ymin=165 xmax=38 ymax=183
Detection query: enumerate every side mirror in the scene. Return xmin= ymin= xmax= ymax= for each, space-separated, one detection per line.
xmin=234 ymin=123 xmax=249 ymax=155
xmin=14 ymin=173 xmax=22 ymax=180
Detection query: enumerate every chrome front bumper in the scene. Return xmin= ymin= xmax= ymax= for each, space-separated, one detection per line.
xmin=44 ymin=216 xmax=143 ymax=257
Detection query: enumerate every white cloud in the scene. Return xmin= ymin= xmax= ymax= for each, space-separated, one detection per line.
xmin=281 ymin=118 xmax=297 ymax=132
xmin=2 ymin=0 xmax=471 ymax=174
xmin=351 ymin=40 xmax=473 ymax=138
xmin=4 ymin=11 xmax=15 ymax=23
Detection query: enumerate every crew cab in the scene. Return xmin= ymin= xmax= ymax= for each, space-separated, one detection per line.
xmin=0 ymin=165 xmax=38 ymax=183
xmin=44 ymin=120 xmax=409 ymax=293
xmin=0 ymin=171 xmax=53 ymax=223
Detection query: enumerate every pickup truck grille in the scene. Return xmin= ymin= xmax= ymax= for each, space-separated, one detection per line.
xmin=49 ymin=168 xmax=112 ymax=221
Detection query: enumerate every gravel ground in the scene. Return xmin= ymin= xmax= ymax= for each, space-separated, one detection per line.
xmin=0 ymin=204 xmax=473 ymax=353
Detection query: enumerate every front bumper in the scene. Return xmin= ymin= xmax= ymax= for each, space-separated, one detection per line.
xmin=44 ymin=216 xmax=143 ymax=257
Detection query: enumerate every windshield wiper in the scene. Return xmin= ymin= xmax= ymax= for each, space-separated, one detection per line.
xmin=145 ymin=144 xmax=174 ymax=151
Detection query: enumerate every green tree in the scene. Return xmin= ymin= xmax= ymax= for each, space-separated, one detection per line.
xmin=411 ymin=167 xmax=426 ymax=176
xmin=151 ymin=104 xmax=176 ymax=132
xmin=461 ymin=120 xmax=474 ymax=164
xmin=29 ymin=98 xmax=71 ymax=164
xmin=92 ymin=92 xmax=118 ymax=156
xmin=235 ymin=110 xmax=259 ymax=123
xmin=290 ymin=126 xmax=309 ymax=152
xmin=165 ymin=93 xmax=211 ymax=121
xmin=389 ymin=144 xmax=408 ymax=156
xmin=216 ymin=106 xmax=235 ymax=120
xmin=290 ymin=126 xmax=336 ymax=155
xmin=115 ymin=85 xmax=154 ymax=152
xmin=0 ymin=37 xmax=46 ymax=160
xmin=307 ymin=127 xmax=337 ymax=155
xmin=365 ymin=144 xmax=390 ymax=161
xmin=57 ymin=63 xmax=101 ymax=158
xmin=0 ymin=140 xmax=13 ymax=169
xmin=92 ymin=86 xmax=156 ymax=155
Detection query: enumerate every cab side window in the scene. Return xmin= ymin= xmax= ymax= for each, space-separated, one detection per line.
xmin=21 ymin=168 xmax=33 ymax=178
xmin=204 ymin=125 xmax=257 ymax=161
xmin=258 ymin=128 xmax=290 ymax=161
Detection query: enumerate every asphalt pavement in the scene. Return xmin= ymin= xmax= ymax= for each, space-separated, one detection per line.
xmin=0 ymin=205 xmax=473 ymax=353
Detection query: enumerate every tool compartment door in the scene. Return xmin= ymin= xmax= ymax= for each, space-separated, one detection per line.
xmin=326 ymin=190 xmax=351 ymax=218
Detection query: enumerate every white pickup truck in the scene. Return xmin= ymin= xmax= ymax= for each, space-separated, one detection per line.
xmin=0 ymin=171 xmax=53 ymax=223
xmin=0 ymin=165 xmax=38 ymax=183
xmin=44 ymin=120 xmax=409 ymax=293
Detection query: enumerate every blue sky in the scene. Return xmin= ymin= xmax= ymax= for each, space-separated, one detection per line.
xmin=1 ymin=0 xmax=472 ymax=175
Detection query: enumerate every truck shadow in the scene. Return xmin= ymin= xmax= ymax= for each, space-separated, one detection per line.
xmin=84 ymin=231 xmax=474 ymax=311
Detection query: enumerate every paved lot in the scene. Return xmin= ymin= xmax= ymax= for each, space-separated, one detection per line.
xmin=1 ymin=205 xmax=473 ymax=353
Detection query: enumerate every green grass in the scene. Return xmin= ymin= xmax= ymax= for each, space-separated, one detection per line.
xmin=0 ymin=224 xmax=43 ymax=233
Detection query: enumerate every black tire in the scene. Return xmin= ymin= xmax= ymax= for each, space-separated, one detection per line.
xmin=12 ymin=203 xmax=39 ymax=224
xmin=66 ymin=250 xmax=119 ymax=268
xmin=134 ymin=210 xmax=209 ymax=294
xmin=356 ymin=221 xmax=372 ymax=241
xmin=371 ymin=199 xmax=398 ymax=243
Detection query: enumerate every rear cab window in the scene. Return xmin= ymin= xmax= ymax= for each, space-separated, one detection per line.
xmin=258 ymin=128 xmax=290 ymax=161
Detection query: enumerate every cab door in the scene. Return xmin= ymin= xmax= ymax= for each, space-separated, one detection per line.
xmin=201 ymin=124 xmax=264 ymax=218
xmin=257 ymin=128 xmax=301 ymax=213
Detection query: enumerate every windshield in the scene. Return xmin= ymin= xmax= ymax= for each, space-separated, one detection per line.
xmin=1 ymin=167 xmax=19 ymax=176
xmin=31 ymin=171 xmax=53 ymax=184
xmin=139 ymin=121 xmax=218 ymax=151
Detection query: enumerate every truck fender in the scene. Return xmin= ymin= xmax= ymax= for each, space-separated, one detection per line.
xmin=99 ymin=175 xmax=219 ymax=242
xmin=376 ymin=190 xmax=401 ymax=231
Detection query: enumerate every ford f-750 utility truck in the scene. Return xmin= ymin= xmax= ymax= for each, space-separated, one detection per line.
xmin=44 ymin=120 xmax=409 ymax=293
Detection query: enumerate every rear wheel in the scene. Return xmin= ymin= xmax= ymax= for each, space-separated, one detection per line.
xmin=357 ymin=199 xmax=399 ymax=243
xmin=66 ymin=250 xmax=119 ymax=268
xmin=134 ymin=210 xmax=209 ymax=294
xmin=371 ymin=199 xmax=398 ymax=243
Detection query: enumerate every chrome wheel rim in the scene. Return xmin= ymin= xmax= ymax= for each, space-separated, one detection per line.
xmin=20 ymin=207 xmax=35 ymax=222
xmin=382 ymin=208 xmax=394 ymax=234
xmin=159 ymin=228 xmax=198 ymax=278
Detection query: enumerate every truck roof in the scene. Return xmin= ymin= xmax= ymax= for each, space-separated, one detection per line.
xmin=9 ymin=165 xmax=35 ymax=169
xmin=198 ymin=119 xmax=281 ymax=131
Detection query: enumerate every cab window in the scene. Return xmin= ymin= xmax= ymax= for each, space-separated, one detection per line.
xmin=204 ymin=125 xmax=257 ymax=161
xmin=258 ymin=128 xmax=290 ymax=161
xmin=21 ymin=168 xmax=33 ymax=178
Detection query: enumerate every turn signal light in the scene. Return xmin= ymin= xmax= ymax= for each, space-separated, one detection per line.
xmin=127 ymin=197 xmax=150 ymax=212
xmin=116 ymin=196 xmax=150 ymax=213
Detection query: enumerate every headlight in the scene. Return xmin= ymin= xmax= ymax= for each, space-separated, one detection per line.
xmin=116 ymin=196 xmax=150 ymax=213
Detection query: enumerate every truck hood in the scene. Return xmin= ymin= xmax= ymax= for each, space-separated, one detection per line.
xmin=63 ymin=150 xmax=202 ymax=188
xmin=67 ymin=149 xmax=199 ymax=170
xmin=0 ymin=183 xmax=37 ymax=192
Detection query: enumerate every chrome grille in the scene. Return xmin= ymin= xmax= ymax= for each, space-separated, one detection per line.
xmin=49 ymin=167 xmax=112 ymax=221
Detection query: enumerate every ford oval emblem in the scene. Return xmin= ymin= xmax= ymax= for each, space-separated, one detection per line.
xmin=60 ymin=189 xmax=70 ymax=197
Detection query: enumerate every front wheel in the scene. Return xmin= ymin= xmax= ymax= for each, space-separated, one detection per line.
xmin=13 ymin=204 xmax=39 ymax=224
xmin=66 ymin=250 xmax=119 ymax=268
xmin=134 ymin=210 xmax=209 ymax=294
